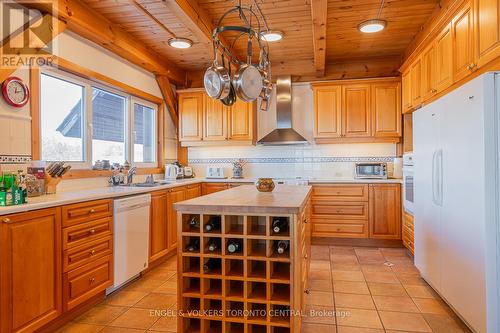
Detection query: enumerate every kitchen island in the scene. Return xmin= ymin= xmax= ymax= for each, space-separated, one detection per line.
xmin=174 ymin=185 xmax=312 ymax=333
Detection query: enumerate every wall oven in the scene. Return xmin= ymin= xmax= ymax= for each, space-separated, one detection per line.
xmin=402 ymin=153 xmax=414 ymax=214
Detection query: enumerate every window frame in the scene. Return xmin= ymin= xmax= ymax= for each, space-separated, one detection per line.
xmin=37 ymin=66 xmax=161 ymax=171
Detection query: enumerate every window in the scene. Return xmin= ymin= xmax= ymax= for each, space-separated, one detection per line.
xmin=39 ymin=68 xmax=158 ymax=169
xmin=133 ymin=101 xmax=156 ymax=164
xmin=40 ymin=73 xmax=86 ymax=163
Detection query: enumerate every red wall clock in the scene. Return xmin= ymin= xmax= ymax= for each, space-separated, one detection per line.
xmin=2 ymin=77 xmax=30 ymax=108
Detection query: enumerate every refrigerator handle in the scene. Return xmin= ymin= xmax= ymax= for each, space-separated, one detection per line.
xmin=432 ymin=150 xmax=439 ymax=205
xmin=437 ymin=149 xmax=444 ymax=206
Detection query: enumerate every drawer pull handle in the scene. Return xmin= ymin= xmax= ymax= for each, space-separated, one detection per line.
xmin=336 ymin=228 xmax=341 ymax=231
xmin=89 ymin=229 xmax=96 ymax=235
xmin=90 ymin=249 xmax=96 ymax=255
xmin=89 ymin=277 xmax=96 ymax=284
xmin=89 ymin=209 xmax=96 ymax=213
xmin=2 ymin=218 xmax=11 ymax=223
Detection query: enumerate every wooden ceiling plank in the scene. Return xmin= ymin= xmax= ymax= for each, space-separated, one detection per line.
xmin=311 ymin=0 xmax=328 ymax=77
xmin=22 ymin=0 xmax=186 ymax=85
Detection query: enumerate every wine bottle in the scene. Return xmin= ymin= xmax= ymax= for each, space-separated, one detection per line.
xmin=205 ymin=216 xmax=221 ymax=232
xmin=272 ymin=217 xmax=288 ymax=234
xmin=227 ymin=239 xmax=242 ymax=253
xmin=207 ymin=238 xmax=221 ymax=252
xmin=203 ymin=258 xmax=221 ymax=273
xmin=188 ymin=216 xmax=200 ymax=228
xmin=185 ymin=238 xmax=200 ymax=252
xmin=276 ymin=240 xmax=289 ymax=254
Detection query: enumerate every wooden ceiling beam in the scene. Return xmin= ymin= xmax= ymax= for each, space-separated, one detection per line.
xmin=20 ymin=0 xmax=186 ymax=85
xmin=156 ymin=75 xmax=178 ymax=127
xmin=310 ymin=0 xmax=327 ymax=77
xmin=162 ymin=0 xmax=233 ymax=58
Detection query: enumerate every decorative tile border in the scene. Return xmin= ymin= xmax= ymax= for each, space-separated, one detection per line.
xmin=0 ymin=155 xmax=32 ymax=164
xmin=188 ymin=156 xmax=395 ymax=164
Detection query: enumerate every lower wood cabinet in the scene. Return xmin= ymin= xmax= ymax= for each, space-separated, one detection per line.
xmin=369 ymin=184 xmax=402 ymax=239
xmin=311 ymin=183 xmax=402 ymax=240
xmin=402 ymin=210 xmax=415 ymax=254
xmin=0 ymin=208 xmax=63 ymax=333
xmin=167 ymin=187 xmax=186 ymax=251
xmin=149 ymin=190 xmax=169 ymax=263
xmin=201 ymin=182 xmax=253 ymax=195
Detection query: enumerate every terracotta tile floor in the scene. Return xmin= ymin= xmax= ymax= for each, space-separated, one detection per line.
xmin=56 ymin=246 xmax=472 ymax=333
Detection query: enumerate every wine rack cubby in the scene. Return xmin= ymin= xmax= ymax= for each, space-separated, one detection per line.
xmin=178 ymin=208 xmax=310 ymax=333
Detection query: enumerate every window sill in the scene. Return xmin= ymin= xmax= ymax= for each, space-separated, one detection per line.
xmin=62 ymin=168 xmax=163 ymax=179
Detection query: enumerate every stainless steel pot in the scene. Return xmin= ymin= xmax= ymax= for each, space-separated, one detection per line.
xmin=232 ymin=37 xmax=263 ymax=102
xmin=204 ymin=47 xmax=231 ymax=99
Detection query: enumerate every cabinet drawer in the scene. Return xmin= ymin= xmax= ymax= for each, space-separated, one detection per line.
xmin=313 ymin=222 xmax=368 ymax=238
xmin=63 ymin=217 xmax=112 ymax=249
xmin=62 ymin=199 xmax=112 ymax=227
xmin=403 ymin=211 xmax=414 ymax=231
xmin=63 ymin=255 xmax=113 ymax=310
xmin=312 ymin=202 xmax=368 ymax=219
xmin=312 ymin=184 xmax=368 ymax=202
xmin=63 ymin=236 xmax=113 ymax=272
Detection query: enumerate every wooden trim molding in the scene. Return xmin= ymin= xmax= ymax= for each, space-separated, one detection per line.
xmin=311 ymin=0 xmax=328 ymax=77
xmin=30 ymin=67 xmax=41 ymax=161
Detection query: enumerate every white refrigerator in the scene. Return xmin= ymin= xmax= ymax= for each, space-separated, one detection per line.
xmin=413 ymin=72 xmax=500 ymax=333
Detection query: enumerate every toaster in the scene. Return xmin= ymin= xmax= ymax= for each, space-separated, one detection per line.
xmin=206 ymin=167 xmax=226 ymax=179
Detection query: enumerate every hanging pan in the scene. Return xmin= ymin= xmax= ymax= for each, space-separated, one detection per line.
xmin=204 ymin=44 xmax=231 ymax=99
xmin=232 ymin=34 xmax=263 ymax=102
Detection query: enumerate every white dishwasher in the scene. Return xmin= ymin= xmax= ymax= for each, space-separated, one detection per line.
xmin=107 ymin=194 xmax=151 ymax=294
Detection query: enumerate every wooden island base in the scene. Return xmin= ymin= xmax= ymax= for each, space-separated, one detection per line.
xmin=174 ymin=185 xmax=312 ymax=333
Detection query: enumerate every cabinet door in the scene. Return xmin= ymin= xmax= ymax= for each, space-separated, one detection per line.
xmin=228 ymin=99 xmax=254 ymax=141
xmin=313 ymin=86 xmax=342 ymax=138
xmin=475 ymin=0 xmax=500 ymax=67
xmin=369 ymin=184 xmax=402 ymax=239
xmin=149 ymin=190 xmax=168 ymax=263
xmin=0 ymin=208 xmax=62 ymax=333
xmin=371 ymin=82 xmax=401 ymax=137
xmin=410 ymin=58 xmax=422 ymax=106
xmin=422 ymin=43 xmax=438 ymax=100
xmin=402 ymin=70 xmax=412 ymax=112
xmin=342 ymin=84 xmax=371 ymax=137
xmin=167 ymin=187 xmax=186 ymax=251
xmin=179 ymin=92 xmax=203 ymax=142
xmin=201 ymin=183 xmax=229 ymax=195
xmin=203 ymin=96 xmax=227 ymax=141
xmin=453 ymin=1 xmax=475 ymax=81
xmin=185 ymin=184 xmax=201 ymax=199
xmin=436 ymin=23 xmax=454 ymax=92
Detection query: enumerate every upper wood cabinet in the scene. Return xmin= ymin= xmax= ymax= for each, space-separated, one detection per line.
xmin=203 ymin=97 xmax=227 ymax=141
xmin=342 ymin=84 xmax=371 ymax=138
xmin=179 ymin=92 xmax=203 ymax=142
xmin=312 ymin=78 xmax=401 ymax=143
xmin=436 ymin=23 xmax=454 ymax=93
xmin=371 ymin=82 xmax=402 ymax=137
xmin=313 ymin=85 xmax=342 ymax=138
xmin=0 ymin=208 xmax=62 ymax=333
xmin=475 ymin=0 xmax=500 ymax=67
xmin=421 ymin=43 xmax=437 ymax=100
xmin=410 ymin=57 xmax=423 ymax=106
xmin=228 ymin=98 xmax=254 ymax=141
xmin=369 ymin=184 xmax=401 ymax=240
xmin=178 ymin=90 xmax=255 ymax=146
xmin=402 ymin=70 xmax=412 ymax=113
xmin=452 ymin=1 xmax=475 ymax=81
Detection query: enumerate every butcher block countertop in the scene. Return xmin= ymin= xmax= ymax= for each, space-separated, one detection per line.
xmin=174 ymin=184 xmax=312 ymax=214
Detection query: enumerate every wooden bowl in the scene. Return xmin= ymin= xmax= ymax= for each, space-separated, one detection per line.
xmin=255 ymin=178 xmax=275 ymax=192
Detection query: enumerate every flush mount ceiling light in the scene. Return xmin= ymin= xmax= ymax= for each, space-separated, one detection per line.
xmin=168 ymin=37 xmax=193 ymax=49
xmin=260 ymin=30 xmax=284 ymax=42
xmin=358 ymin=19 xmax=387 ymax=33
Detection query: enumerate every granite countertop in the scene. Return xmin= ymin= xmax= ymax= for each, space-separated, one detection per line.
xmin=174 ymin=185 xmax=312 ymax=214
xmin=0 ymin=177 xmax=401 ymax=216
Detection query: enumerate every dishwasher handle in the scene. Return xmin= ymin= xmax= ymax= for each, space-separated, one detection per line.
xmin=115 ymin=202 xmax=151 ymax=214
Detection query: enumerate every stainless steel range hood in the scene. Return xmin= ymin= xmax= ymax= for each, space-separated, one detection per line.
xmin=257 ymin=75 xmax=308 ymax=145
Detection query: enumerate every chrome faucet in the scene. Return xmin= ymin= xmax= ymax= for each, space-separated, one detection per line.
xmin=127 ymin=167 xmax=137 ymax=184
xmin=145 ymin=174 xmax=154 ymax=184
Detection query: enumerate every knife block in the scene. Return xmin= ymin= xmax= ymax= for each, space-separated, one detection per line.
xmin=45 ymin=175 xmax=61 ymax=194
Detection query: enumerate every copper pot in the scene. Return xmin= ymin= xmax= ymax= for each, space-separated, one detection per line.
xmin=255 ymin=178 xmax=275 ymax=192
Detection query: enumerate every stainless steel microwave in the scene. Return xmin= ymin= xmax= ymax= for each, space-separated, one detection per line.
xmin=355 ymin=162 xmax=388 ymax=179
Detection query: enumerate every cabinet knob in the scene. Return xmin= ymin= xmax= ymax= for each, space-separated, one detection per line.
xmin=89 ymin=209 xmax=96 ymax=213
xmin=468 ymin=63 xmax=477 ymax=70
xmin=89 ymin=229 xmax=96 ymax=235
xmin=2 ymin=218 xmax=11 ymax=223
xmin=89 ymin=277 xmax=96 ymax=284
xmin=304 ymin=289 xmax=310 ymax=294
xmin=431 ymin=88 xmax=437 ymax=94
xmin=304 ymin=254 xmax=308 ymax=259
xmin=90 ymin=249 xmax=96 ymax=255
